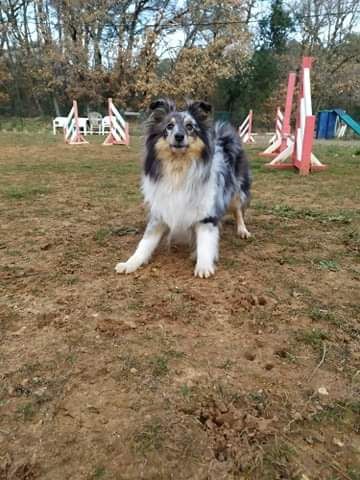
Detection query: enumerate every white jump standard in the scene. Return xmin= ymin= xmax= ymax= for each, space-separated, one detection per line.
xmin=64 ymin=100 xmax=88 ymax=145
xmin=238 ymin=110 xmax=255 ymax=144
xmin=103 ymin=98 xmax=130 ymax=146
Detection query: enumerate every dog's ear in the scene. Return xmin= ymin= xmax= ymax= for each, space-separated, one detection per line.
xmin=187 ymin=100 xmax=213 ymax=124
xmin=148 ymin=98 xmax=175 ymax=123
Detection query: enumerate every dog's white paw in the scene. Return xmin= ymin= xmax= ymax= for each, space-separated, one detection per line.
xmin=115 ymin=260 xmax=140 ymax=274
xmin=194 ymin=262 xmax=215 ymax=278
xmin=237 ymin=227 xmax=251 ymax=239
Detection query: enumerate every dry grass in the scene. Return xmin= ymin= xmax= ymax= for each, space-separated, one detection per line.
xmin=0 ymin=132 xmax=360 ymax=480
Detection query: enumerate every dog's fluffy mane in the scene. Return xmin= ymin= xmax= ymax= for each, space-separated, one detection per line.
xmin=144 ymin=99 xmax=213 ymax=180
xmin=115 ymin=97 xmax=252 ymax=277
xmin=141 ymin=98 xmax=250 ymax=233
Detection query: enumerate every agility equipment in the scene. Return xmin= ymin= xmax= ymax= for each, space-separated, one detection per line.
xmin=260 ymin=72 xmax=296 ymax=158
xmin=334 ymin=109 xmax=360 ymax=136
xmin=238 ymin=110 xmax=255 ymax=144
xmin=265 ymin=57 xmax=326 ymax=175
xmin=268 ymin=107 xmax=283 ymax=144
xmin=64 ymin=100 xmax=88 ymax=145
xmin=335 ymin=118 xmax=347 ymax=138
xmin=316 ymin=110 xmax=337 ymax=139
xmin=261 ymin=107 xmax=284 ymax=156
xmin=317 ymin=109 xmax=360 ymax=139
xmin=53 ymin=116 xmax=67 ymax=135
xmin=103 ymin=98 xmax=130 ymax=146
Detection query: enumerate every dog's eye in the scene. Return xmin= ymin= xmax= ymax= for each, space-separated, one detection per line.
xmin=186 ymin=123 xmax=194 ymax=132
xmin=167 ymin=123 xmax=175 ymax=130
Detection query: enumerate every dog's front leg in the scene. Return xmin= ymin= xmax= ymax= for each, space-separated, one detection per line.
xmin=194 ymin=222 xmax=219 ymax=278
xmin=115 ymin=218 xmax=167 ymax=274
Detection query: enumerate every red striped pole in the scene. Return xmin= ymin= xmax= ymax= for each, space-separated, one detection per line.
xmin=281 ymin=72 xmax=296 ymax=152
xmin=265 ymin=57 xmax=325 ymax=173
xmin=292 ymin=57 xmax=317 ymax=174
xmin=248 ymin=109 xmax=253 ymax=142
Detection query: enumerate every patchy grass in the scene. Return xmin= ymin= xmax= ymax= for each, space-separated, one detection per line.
xmin=1 ymin=135 xmax=360 ymax=480
xmin=180 ymin=384 xmax=192 ymax=398
xmin=296 ymin=328 xmax=329 ymax=350
xmin=316 ymin=259 xmax=340 ymax=271
xmin=94 ymin=227 xmax=111 ymax=244
xmin=260 ymin=440 xmax=296 ymax=480
xmin=133 ymin=419 xmax=164 ymax=454
xmin=3 ymin=185 xmax=50 ymax=200
xmin=253 ymin=202 xmax=355 ymax=225
xmin=16 ymin=402 xmax=36 ymax=421
xmin=150 ymin=355 xmax=169 ymax=377
xmin=0 ymin=116 xmax=51 ymax=132
xmin=92 ymin=466 xmax=107 ymax=479
xmin=344 ymin=229 xmax=360 ymax=255
xmin=312 ymin=400 xmax=360 ymax=428
xmin=309 ymin=307 xmax=341 ymax=326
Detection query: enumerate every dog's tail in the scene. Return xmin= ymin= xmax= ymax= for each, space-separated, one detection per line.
xmin=214 ymin=121 xmax=242 ymax=159
xmin=215 ymin=121 xmax=251 ymax=204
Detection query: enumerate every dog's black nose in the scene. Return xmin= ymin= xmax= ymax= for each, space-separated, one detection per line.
xmin=175 ymin=133 xmax=184 ymax=143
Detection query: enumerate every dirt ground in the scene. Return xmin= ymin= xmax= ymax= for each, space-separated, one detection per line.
xmin=0 ymin=132 xmax=360 ymax=480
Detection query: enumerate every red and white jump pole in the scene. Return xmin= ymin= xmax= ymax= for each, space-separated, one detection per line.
xmin=103 ymin=98 xmax=130 ymax=146
xmin=292 ymin=57 xmax=324 ymax=174
xmin=265 ymin=57 xmax=326 ymax=175
xmin=64 ymin=100 xmax=88 ymax=145
xmin=238 ymin=110 xmax=255 ymax=144
xmin=261 ymin=72 xmax=296 ymax=158
xmin=270 ymin=107 xmax=284 ymax=145
xmin=261 ymin=107 xmax=283 ymax=156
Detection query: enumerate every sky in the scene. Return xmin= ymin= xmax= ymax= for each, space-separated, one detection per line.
xmin=157 ymin=1 xmax=272 ymax=59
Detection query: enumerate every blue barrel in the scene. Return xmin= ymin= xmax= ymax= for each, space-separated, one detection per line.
xmin=326 ymin=111 xmax=337 ymax=139
xmin=316 ymin=111 xmax=329 ymax=138
xmin=316 ymin=110 xmax=338 ymax=139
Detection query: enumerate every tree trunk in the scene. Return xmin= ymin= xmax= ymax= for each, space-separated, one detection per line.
xmin=52 ymin=96 xmax=61 ymax=116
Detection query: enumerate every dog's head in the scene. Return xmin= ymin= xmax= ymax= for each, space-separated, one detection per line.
xmin=146 ymin=99 xmax=213 ymax=158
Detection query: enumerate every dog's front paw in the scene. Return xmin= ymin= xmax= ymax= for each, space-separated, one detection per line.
xmin=194 ymin=262 xmax=215 ymax=278
xmin=115 ymin=260 xmax=140 ymax=274
xmin=237 ymin=227 xmax=251 ymax=239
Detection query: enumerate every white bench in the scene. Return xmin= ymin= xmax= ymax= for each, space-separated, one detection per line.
xmin=53 ymin=116 xmax=88 ymax=135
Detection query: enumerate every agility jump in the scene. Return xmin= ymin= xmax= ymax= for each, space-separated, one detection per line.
xmin=268 ymin=107 xmax=283 ymax=146
xmin=260 ymin=72 xmax=296 ymax=158
xmin=265 ymin=57 xmax=326 ymax=175
xmin=64 ymin=100 xmax=88 ymax=145
xmin=63 ymin=98 xmax=130 ymax=146
xmin=238 ymin=110 xmax=255 ymax=144
xmin=103 ymin=98 xmax=130 ymax=146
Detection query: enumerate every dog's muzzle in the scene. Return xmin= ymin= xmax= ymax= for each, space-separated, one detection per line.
xmin=171 ymin=133 xmax=188 ymax=151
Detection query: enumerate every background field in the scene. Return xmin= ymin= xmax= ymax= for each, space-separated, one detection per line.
xmin=0 ymin=132 xmax=360 ymax=480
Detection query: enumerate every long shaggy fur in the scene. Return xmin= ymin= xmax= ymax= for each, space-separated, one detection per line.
xmin=115 ymin=98 xmax=251 ymax=278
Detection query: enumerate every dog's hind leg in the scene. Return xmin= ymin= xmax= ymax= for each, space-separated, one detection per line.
xmin=232 ymin=194 xmax=251 ymax=239
xmin=115 ymin=218 xmax=167 ymax=274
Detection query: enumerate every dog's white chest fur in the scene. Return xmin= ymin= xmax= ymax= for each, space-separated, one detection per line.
xmin=142 ymin=161 xmax=215 ymax=233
